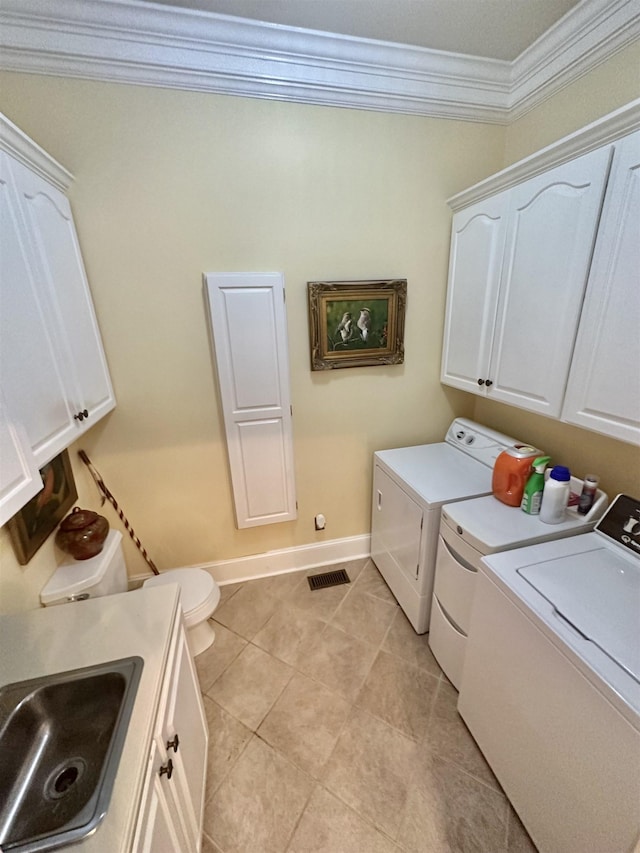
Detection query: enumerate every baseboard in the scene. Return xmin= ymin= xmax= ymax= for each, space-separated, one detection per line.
xmin=129 ymin=533 xmax=371 ymax=587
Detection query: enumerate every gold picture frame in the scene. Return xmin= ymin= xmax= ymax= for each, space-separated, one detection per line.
xmin=307 ymin=279 xmax=407 ymax=370
xmin=7 ymin=449 xmax=78 ymax=565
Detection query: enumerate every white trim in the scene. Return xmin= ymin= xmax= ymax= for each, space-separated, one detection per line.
xmin=0 ymin=0 xmax=637 ymax=123
xmin=0 ymin=112 xmax=73 ymax=191
xmin=144 ymin=533 xmax=372 ymax=586
xmin=448 ymin=99 xmax=640 ymax=210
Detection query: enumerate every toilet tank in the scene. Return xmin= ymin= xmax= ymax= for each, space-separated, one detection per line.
xmin=40 ymin=530 xmax=128 ymax=606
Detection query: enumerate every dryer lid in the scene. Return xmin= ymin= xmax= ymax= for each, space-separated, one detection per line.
xmin=518 ymin=548 xmax=640 ymax=683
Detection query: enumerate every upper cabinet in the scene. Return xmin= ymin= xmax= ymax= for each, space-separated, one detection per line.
xmin=442 ymin=104 xmax=640 ymax=446
xmin=442 ymin=146 xmax=612 ymax=418
xmin=561 ymin=130 xmax=640 ymax=446
xmin=0 ymin=114 xmax=115 ymax=523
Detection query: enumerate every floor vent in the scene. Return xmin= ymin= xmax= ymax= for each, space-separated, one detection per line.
xmin=307 ymin=568 xmax=350 ymax=591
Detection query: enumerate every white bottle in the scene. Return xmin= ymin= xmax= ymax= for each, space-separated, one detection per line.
xmin=539 ymin=465 xmax=571 ymax=524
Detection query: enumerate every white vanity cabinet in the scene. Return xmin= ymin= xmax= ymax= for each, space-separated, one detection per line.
xmin=561 ymin=129 xmax=640 ymax=445
xmin=133 ymin=615 xmax=208 ymax=853
xmin=0 ymin=113 xmax=115 ymax=477
xmin=442 ymin=145 xmax=612 ymax=418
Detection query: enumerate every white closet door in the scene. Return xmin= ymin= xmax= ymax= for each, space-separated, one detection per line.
xmin=204 ymin=272 xmax=297 ymax=528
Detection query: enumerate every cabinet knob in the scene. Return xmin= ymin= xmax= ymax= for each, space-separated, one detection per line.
xmin=477 ymin=378 xmax=485 ymax=386
xmin=485 ymin=380 xmax=493 ymax=388
xmin=73 ymin=409 xmax=89 ymax=421
xmin=166 ymin=734 xmax=180 ymax=753
xmin=159 ymin=758 xmax=173 ymax=780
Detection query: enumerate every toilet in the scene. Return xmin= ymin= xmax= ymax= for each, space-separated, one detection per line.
xmin=40 ymin=529 xmax=221 ymax=657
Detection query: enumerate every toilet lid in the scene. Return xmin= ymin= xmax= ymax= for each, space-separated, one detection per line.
xmin=143 ymin=568 xmax=220 ymax=622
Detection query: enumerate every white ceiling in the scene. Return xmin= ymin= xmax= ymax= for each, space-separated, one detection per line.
xmin=140 ymin=0 xmax=581 ymax=61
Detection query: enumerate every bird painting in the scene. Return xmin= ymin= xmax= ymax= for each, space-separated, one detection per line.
xmin=357 ymin=307 xmax=371 ymax=342
xmin=336 ymin=311 xmax=353 ymax=344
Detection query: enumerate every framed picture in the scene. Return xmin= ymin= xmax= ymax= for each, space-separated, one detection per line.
xmin=7 ymin=449 xmax=78 ymax=565
xmin=307 ymin=279 xmax=407 ymax=370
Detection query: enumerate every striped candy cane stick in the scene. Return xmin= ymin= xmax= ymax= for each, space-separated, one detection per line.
xmin=78 ymin=450 xmax=160 ymax=575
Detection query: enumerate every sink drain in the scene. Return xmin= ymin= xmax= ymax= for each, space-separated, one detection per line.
xmin=45 ymin=757 xmax=87 ymax=800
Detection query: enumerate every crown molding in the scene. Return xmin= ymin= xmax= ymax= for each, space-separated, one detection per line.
xmin=0 ymin=0 xmax=638 ymax=124
xmin=448 ymin=99 xmax=640 ymax=211
xmin=0 ymin=112 xmax=73 ymax=191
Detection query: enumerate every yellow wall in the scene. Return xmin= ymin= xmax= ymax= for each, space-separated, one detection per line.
xmin=1 ymin=35 xmax=638 ymax=612
xmin=0 ymin=73 xmax=502 ymax=609
xmin=474 ymin=39 xmax=640 ymax=500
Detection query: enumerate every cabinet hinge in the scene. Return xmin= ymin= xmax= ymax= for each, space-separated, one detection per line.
xmin=290 ymin=405 xmax=293 ymax=416
xmin=283 ymin=289 xmax=286 ymax=302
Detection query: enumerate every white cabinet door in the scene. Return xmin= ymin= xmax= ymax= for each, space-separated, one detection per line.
xmin=488 ymin=145 xmax=612 ymax=416
xmin=204 ymin=272 xmax=297 ymax=528
xmin=157 ymin=625 xmax=207 ymax=851
xmin=562 ymin=130 xmax=640 ymax=445
xmin=0 ymin=151 xmax=78 ymax=464
xmin=132 ymin=740 xmax=186 ymax=853
xmin=441 ymin=191 xmax=509 ymax=393
xmin=7 ymin=155 xmax=115 ymax=452
xmin=0 ymin=391 xmax=42 ymax=526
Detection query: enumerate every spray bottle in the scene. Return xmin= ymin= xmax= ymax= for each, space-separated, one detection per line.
xmin=521 ymin=456 xmax=551 ymax=515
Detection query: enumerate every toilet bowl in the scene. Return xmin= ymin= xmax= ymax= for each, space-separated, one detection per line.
xmin=40 ymin=530 xmax=221 ymax=657
xmin=143 ymin=568 xmax=220 ymax=657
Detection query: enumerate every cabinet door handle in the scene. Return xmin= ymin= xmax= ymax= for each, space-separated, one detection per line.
xmin=73 ymin=409 xmax=89 ymax=421
xmin=376 ymin=489 xmax=382 ymax=511
xmin=166 ymin=734 xmax=180 ymax=753
xmin=159 ymin=758 xmax=173 ymax=780
xmin=485 ymin=380 xmax=493 ymax=388
xmin=477 ymin=378 xmax=485 ymax=386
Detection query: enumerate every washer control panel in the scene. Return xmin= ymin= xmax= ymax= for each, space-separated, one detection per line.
xmin=596 ymin=494 xmax=640 ymax=556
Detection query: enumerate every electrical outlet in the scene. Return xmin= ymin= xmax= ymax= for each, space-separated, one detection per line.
xmin=314 ymin=513 xmax=326 ymax=531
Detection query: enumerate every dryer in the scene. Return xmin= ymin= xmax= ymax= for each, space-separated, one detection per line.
xmin=370 ymin=418 xmax=520 ymax=633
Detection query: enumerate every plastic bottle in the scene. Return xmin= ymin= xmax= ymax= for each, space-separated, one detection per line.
xmin=539 ymin=465 xmax=571 ymax=524
xmin=577 ymin=475 xmax=599 ymax=515
xmin=521 ymin=456 xmax=551 ymax=515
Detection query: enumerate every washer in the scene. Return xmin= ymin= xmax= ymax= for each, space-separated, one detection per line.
xmin=370 ymin=418 xmax=520 ymax=633
xmin=429 ymin=481 xmax=608 ymax=688
xmin=458 ymin=494 xmax=640 ymax=853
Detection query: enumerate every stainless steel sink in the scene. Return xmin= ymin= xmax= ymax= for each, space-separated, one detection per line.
xmin=0 ymin=656 xmax=143 ymax=852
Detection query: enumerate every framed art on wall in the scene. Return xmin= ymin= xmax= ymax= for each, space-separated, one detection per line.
xmin=7 ymin=449 xmax=78 ymax=564
xmin=307 ymin=279 xmax=407 ymax=370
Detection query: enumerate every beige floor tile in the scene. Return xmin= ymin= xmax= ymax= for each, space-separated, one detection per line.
xmin=322 ymin=707 xmax=416 ymax=837
xmin=285 ymin=573 xmax=352 ymax=621
xmin=331 ymin=588 xmax=398 ymax=646
xmin=243 ymin=570 xmax=307 ymax=599
xmin=507 ymin=807 xmax=539 ymax=852
xmin=204 ymin=735 xmax=314 ymax=853
xmin=356 ymin=649 xmax=439 ymax=740
xmin=335 ymin=557 xmax=370 ymax=583
xmin=258 ymin=672 xmax=351 ymax=778
xmin=201 ymin=832 xmax=224 ymax=853
xmin=424 ymin=680 xmax=501 ymax=791
xmin=398 ymin=751 xmax=508 ymax=853
xmin=298 ymin=623 xmax=378 ymax=702
xmin=353 ymin=561 xmax=398 ymax=604
xmin=202 ymin=696 xmax=252 ymax=800
xmin=287 ymin=786 xmax=401 ymax=853
xmin=195 ymin=621 xmax=247 ymax=694
xmin=252 ymin=602 xmax=325 ymax=668
xmin=214 ymin=582 xmax=281 ymax=640
xmin=207 ymin=643 xmax=292 ymax=730
xmin=218 ymin=581 xmax=242 ymax=605
xmin=382 ymin=608 xmax=443 ymax=676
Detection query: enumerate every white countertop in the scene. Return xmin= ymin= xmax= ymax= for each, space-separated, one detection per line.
xmin=0 ymin=584 xmax=181 ymax=852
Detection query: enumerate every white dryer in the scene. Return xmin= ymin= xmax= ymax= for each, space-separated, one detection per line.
xmin=457 ymin=494 xmax=640 ymax=853
xmin=429 ymin=478 xmax=608 ymax=688
xmin=370 ymin=418 xmax=520 ymax=633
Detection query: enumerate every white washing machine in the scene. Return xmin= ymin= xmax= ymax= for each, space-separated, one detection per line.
xmin=457 ymin=494 xmax=640 ymax=853
xmin=370 ymin=418 xmax=521 ymax=633
xmin=429 ymin=479 xmax=608 ymax=688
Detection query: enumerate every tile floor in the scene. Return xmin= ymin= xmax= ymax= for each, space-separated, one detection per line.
xmin=195 ymin=558 xmax=537 ymax=853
